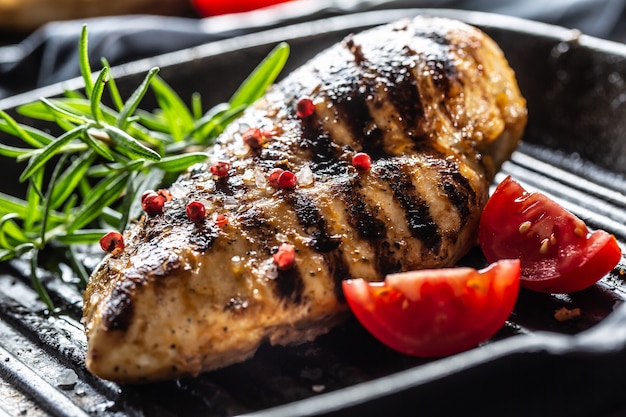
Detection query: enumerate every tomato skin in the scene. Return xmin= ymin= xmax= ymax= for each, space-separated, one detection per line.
xmin=342 ymin=260 xmax=520 ymax=357
xmin=190 ymin=0 xmax=292 ymax=16
xmin=479 ymin=176 xmax=622 ymax=294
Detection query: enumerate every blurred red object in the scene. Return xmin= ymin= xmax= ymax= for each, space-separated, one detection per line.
xmin=191 ymin=0 xmax=293 ymax=16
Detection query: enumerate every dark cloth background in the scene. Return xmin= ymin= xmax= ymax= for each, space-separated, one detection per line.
xmin=1 ymin=0 xmax=625 ymax=99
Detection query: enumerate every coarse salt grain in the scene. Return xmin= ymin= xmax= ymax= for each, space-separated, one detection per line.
xmin=255 ymin=169 xmax=268 ymax=188
xmin=296 ymin=165 xmax=314 ymax=186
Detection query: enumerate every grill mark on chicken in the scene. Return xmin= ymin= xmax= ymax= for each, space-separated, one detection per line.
xmin=290 ymin=192 xmax=342 ymax=253
xmin=103 ymin=249 xmax=182 ymax=331
xmin=322 ymin=64 xmax=389 ymax=158
xmin=440 ymin=169 xmax=476 ymax=222
xmin=333 ymin=179 xmax=395 ymax=276
xmin=285 ymin=191 xmax=346 ymax=300
xmin=376 ymin=160 xmax=441 ymax=252
xmin=236 ymin=206 xmax=276 ymax=248
xmin=103 ymin=275 xmax=137 ymax=331
xmin=273 ymin=260 xmax=305 ymax=304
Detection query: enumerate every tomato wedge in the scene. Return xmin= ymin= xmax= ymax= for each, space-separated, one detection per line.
xmin=342 ymin=260 xmax=520 ymax=357
xmin=479 ymin=176 xmax=622 ymax=294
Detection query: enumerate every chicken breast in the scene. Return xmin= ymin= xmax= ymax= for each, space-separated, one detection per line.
xmin=83 ymin=15 xmax=527 ymax=383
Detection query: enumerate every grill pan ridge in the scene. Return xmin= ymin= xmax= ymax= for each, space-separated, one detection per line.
xmin=2 ymin=9 xmax=626 ymax=417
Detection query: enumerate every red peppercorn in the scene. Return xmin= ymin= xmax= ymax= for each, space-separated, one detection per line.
xmin=214 ymin=213 xmax=229 ymax=228
xmin=352 ymin=152 xmax=372 ymax=171
xmin=278 ymin=170 xmax=298 ymax=190
xmin=268 ymin=168 xmax=284 ymax=188
xmin=99 ymin=231 xmax=124 ymax=255
xmin=140 ymin=190 xmax=155 ymax=204
xmin=242 ymin=127 xmax=265 ymax=149
xmin=186 ymin=201 xmax=206 ymax=223
xmin=273 ymin=243 xmax=296 ymax=270
xmin=296 ymin=97 xmax=315 ymax=118
xmin=141 ymin=191 xmax=165 ymax=216
xmin=210 ymin=161 xmax=230 ymax=178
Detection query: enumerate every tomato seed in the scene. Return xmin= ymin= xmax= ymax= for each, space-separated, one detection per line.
xmin=539 ymin=238 xmax=550 ymax=255
xmin=352 ymin=152 xmax=372 ymax=171
xmin=210 ymin=161 xmax=231 ymax=178
xmin=186 ymin=201 xmax=206 ymax=223
xmin=99 ymin=231 xmax=124 ymax=255
xmin=518 ymin=221 xmax=531 ymax=234
xmin=296 ymin=97 xmax=315 ymax=118
xmin=273 ymin=243 xmax=296 ymax=270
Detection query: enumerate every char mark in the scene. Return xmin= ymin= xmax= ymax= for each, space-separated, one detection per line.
xmin=300 ymin=121 xmax=351 ymax=177
xmin=334 ymin=179 xmax=403 ymax=276
xmin=322 ymin=64 xmax=389 ymax=159
xmin=236 ymin=206 xmax=276 ymax=247
xmin=103 ymin=275 xmax=137 ymax=331
xmin=379 ymin=51 xmax=425 ymax=140
xmin=289 ymin=192 xmax=341 ymax=253
xmin=334 ymin=179 xmax=386 ymax=240
xmin=237 ymin=205 xmax=307 ymax=304
xmin=440 ymin=169 xmax=475 ymax=222
xmin=145 ymin=206 xmax=219 ymax=252
xmin=376 ymin=160 xmax=442 ymax=253
xmin=274 ymin=265 xmax=305 ymax=305
xmin=284 ymin=190 xmax=351 ymax=302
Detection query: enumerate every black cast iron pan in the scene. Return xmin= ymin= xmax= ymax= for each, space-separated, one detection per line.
xmin=1 ymin=8 xmax=626 ymax=417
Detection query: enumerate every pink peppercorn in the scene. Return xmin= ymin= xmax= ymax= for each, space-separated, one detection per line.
xmin=99 ymin=231 xmax=124 ymax=255
xmin=352 ymin=152 xmax=372 ymax=171
xmin=277 ymin=170 xmax=298 ymax=190
xmin=141 ymin=191 xmax=165 ymax=216
xmin=186 ymin=201 xmax=206 ymax=223
xmin=296 ymin=97 xmax=315 ymax=118
xmin=273 ymin=243 xmax=296 ymax=270
xmin=210 ymin=161 xmax=230 ymax=178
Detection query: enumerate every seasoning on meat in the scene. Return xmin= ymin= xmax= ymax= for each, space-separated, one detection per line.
xmin=83 ymin=15 xmax=527 ymax=383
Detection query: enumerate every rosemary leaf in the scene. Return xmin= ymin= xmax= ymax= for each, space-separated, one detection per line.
xmin=0 ymin=143 xmax=35 ymax=158
xmin=40 ymin=154 xmax=68 ymax=247
xmin=39 ymin=98 xmax=88 ymax=125
xmin=117 ymin=67 xmax=160 ymax=130
xmin=0 ymin=109 xmax=50 ymax=147
xmin=24 ymin=169 xmax=44 ymax=232
xmin=67 ymin=172 xmax=130 ymax=232
xmin=83 ymin=128 xmax=116 ymax=161
xmin=56 ymin=229 xmax=111 ymax=244
xmin=229 ymin=42 xmax=289 ymax=108
xmin=79 ymin=24 xmax=94 ymax=97
xmin=103 ymin=124 xmax=161 ymax=161
xmin=150 ymin=152 xmax=208 ymax=172
xmin=19 ymin=125 xmax=84 ymax=182
xmin=29 ymin=249 xmax=54 ymax=311
xmin=150 ymin=76 xmax=195 ymax=141
xmin=90 ymin=66 xmax=109 ymax=125
xmin=101 ymin=58 xmax=124 ymax=111
xmin=49 ymin=150 xmax=96 ymax=210
xmin=0 ymin=213 xmax=24 ymax=249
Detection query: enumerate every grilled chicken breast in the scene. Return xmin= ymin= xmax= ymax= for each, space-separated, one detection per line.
xmin=83 ymin=15 xmax=527 ymax=383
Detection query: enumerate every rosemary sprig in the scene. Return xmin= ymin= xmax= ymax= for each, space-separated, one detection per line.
xmin=0 ymin=25 xmax=290 ymax=310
